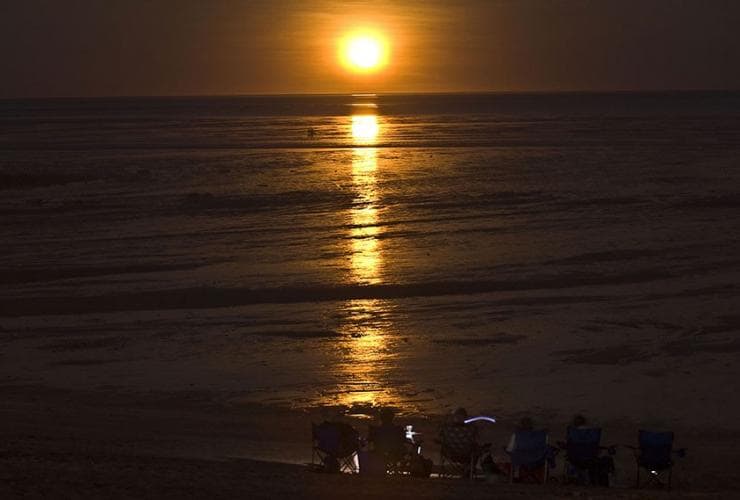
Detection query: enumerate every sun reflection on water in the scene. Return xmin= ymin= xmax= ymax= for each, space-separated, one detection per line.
xmin=328 ymin=111 xmax=404 ymax=411
xmin=351 ymin=114 xmax=380 ymax=145
xmin=350 ymin=145 xmax=381 ymax=285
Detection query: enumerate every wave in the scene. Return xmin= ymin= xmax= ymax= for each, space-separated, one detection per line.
xmin=0 ymin=268 xmax=675 ymax=318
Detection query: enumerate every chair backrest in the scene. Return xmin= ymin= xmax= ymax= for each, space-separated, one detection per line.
xmin=313 ymin=421 xmax=359 ymax=459
xmin=509 ymin=430 xmax=548 ymax=467
xmin=566 ymin=426 xmax=602 ymax=462
xmin=369 ymin=424 xmax=406 ymax=456
xmin=638 ymin=430 xmax=673 ymax=469
xmin=439 ymin=423 xmax=478 ymax=462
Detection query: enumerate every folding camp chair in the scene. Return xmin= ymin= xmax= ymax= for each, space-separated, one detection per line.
xmin=506 ymin=430 xmax=556 ymax=484
xmin=560 ymin=427 xmax=615 ymax=486
xmin=437 ymin=423 xmax=484 ymax=479
xmin=630 ymin=430 xmax=686 ymax=489
xmin=311 ymin=421 xmax=360 ymax=473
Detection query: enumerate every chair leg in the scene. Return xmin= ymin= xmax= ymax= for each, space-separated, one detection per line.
xmin=636 ymin=464 xmax=640 ymax=488
xmin=562 ymin=460 xmax=569 ymax=484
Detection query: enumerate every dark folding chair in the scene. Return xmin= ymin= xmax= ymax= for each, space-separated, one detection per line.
xmin=561 ymin=427 xmax=615 ymax=486
xmin=630 ymin=430 xmax=686 ymax=490
xmin=506 ymin=430 xmax=556 ymax=484
xmin=311 ymin=421 xmax=360 ymax=473
xmin=437 ymin=423 xmax=483 ymax=479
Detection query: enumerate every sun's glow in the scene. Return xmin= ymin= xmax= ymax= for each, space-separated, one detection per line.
xmin=340 ymin=31 xmax=389 ymax=73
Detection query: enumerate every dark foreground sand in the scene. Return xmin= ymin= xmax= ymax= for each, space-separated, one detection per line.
xmin=3 ymin=386 xmax=740 ymax=499
xmin=2 ymin=452 xmax=732 ymax=500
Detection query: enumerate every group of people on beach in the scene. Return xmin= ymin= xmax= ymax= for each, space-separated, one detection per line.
xmin=313 ymin=406 xmax=616 ymax=486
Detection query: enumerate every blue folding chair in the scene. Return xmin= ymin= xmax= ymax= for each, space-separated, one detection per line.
xmin=311 ymin=421 xmax=360 ymax=473
xmin=630 ymin=430 xmax=686 ymax=489
xmin=561 ymin=427 xmax=615 ymax=485
xmin=506 ymin=430 xmax=556 ymax=484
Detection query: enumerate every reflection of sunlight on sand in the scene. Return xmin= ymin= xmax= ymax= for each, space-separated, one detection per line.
xmin=335 ymin=299 xmax=401 ymax=410
xmin=324 ymin=113 xmax=405 ymax=412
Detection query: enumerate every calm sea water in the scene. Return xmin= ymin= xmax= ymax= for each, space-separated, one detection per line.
xmin=1 ymin=92 xmax=739 ymax=421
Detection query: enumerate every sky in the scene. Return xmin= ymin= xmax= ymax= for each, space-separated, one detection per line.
xmin=1 ymin=0 xmax=740 ymax=98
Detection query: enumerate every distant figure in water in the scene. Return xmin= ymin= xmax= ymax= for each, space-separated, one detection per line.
xmin=307 ymin=127 xmax=316 ymax=138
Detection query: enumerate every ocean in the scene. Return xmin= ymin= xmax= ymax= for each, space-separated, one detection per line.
xmin=1 ymin=92 xmax=739 ymax=424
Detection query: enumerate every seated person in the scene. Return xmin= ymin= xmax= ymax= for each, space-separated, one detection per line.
xmin=363 ymin=408 xmax=432 ymax=476
xmin=440 ymin=407 xmax=478 ymax=439
xmin=504 ymin=417 xmax=554 ymax=483
xmin=313 ymin=418 xmax=360 ymax=473
xmin=563 ymin=414 xmax=615 ymax=486
xmin=438 ymin=407 xmax=487 ymax=476
xmin=506 ymin=416 xmax=534 ymax=453
xmin=368 ymin=408 xmax=408 ymax=458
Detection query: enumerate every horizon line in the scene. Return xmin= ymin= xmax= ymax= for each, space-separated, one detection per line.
xmin=1 ymin=87 xmax=740 ymax=102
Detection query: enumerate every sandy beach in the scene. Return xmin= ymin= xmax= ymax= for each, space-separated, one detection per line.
xmin=2 ymin=384 xmax=739 ymax=498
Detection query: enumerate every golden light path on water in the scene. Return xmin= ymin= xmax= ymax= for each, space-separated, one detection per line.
xmin=332 ymin=111 xmax=404 ymax=411
xmin=349 ymin=115 xmax=381 ymax=284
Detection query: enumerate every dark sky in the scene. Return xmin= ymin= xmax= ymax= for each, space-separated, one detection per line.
xmin=2 ymin=0 xmax=740 ymax=97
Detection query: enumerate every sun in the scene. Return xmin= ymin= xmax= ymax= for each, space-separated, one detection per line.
xmin=348 ymin=37 xmax=381 ymax=69
xmin=340 ymin=31 xmax=389 ymax=73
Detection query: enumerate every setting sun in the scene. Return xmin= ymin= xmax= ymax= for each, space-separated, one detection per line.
xmin=340 ymin=31 xmax=389 ymax=73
